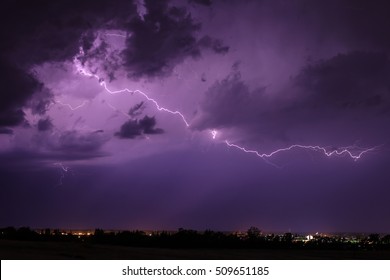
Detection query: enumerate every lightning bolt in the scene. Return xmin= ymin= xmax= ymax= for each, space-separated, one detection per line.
xmin=74 ymin=47 xmax=190 ymax=127
xmin=54 ymin=100 xmax=89 ymax=111
xmin=53 ymin=162 xmax=70 ymax=186
xmin=224 ymin=140 xmax=375 ymax=161
xmin=104 ymin=32 xmax=127 ymax=38
xmin=73 ymin=47 xmax=376 ymax=162
xmin=105 ymin=101 xmax=131 ymax=119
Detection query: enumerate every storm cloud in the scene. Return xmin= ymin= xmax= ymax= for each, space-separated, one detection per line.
xmin=1 ymin=0 xmax=390 ymax=233
xmin=116 ymin=115 xmax=164 ymax=139
xmin=37 ymin=118 xmax=53 ymax=132
xmin=193 ymin=51 xmax=390 ymax=146
xmin=0 ymin=0 xmax=226 ymax=129
xmin=0 ymin=127 xmax=13 ymax=135
xmin=0 ymin=59 xmax=41 ymax=127
xmin=121 ymin=0 xmax=228 ymax=78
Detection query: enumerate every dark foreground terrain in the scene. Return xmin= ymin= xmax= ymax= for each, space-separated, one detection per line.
xmin=1 ymin=240 xmax=390 ymax=260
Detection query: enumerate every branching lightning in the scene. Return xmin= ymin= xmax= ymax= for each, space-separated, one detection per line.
xmin=104 ymin=32 xmax=127 ymax=38
xmin=224 ymin=140 xmax=375 ymax=161
xmin=105 ymin=101 xmax=131 ymax=119
xmin=54 ymin=100 xmax=89 ymax=111
xmin=211 ymin=129 xmax=218 ymax=140
xmin=73 ymin=47 xmax=376 ymax=162
xmin=53 ymin=162 xmax=70 ymax=186
xmin=74 ymin=47 xmax=190 ymax=127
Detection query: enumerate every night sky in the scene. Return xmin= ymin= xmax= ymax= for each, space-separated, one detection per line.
xmin=1 ymin=0 xmax=390 ymax=233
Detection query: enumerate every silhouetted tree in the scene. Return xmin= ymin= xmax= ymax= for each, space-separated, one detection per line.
xmin=368 ymin=233 xmax=380 ymax=244
xmin=16 ymin=227 xmax=39 ymax=241
xmin=382 ymin=235 xmax=390 ymax=244
xmin=247 ymin=227 xmax=261 ymax=239
xmin=283 ymin=232 xmax=293 ymax=243
xmin=1 ymin=227 xmax=16 ymax=239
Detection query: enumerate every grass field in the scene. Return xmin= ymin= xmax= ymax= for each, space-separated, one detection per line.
xmin=1 ymin=240 xmax=390 ymax=259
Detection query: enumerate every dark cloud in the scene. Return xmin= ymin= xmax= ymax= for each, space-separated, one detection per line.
xmin=0 ymin=130 xmax=109 ymax=168
xmin=1 ymin=0 xmax=138 ymax=66
xmin=0 ymin=0 xmax=136 ymax=128
xmin=191 ymin=68 xmax=265 ymax=130
xmin=189 ymin=0 xmax=212 ymax=6
xmin=56 ymin=130 xmax=108 ymax=153
xmin=128 ymin=102 xmax=145 ymax=118
xmin=0 ymin=149 xmax=106 ymax=169
xmin=122 ymin=1 xmax=201 ymax=78
xmin=297 ymin=0 xmax=390 ymax=51
xmin=295 ymin=51 xmax=390 ymax=110
xmin=121 ymin=0 xmax=228 ymax=78
xmin=116 ymin=119 xmax=142 ymax=139
xmin=0 ymin=59 xmax=40 ymax=127
xmin=1 ymin=0 xmax=227 ymax=128
xmin=139 ymin=115 xmax=164 ymax=134
xmin=222 ymin=0 xmax=390 ymax=53
xmin=37 ymin=118 xmax=53 ymax=132
xmin=77 ymin=36 xmax=122 ymax=82
xmin=194 ymin=51 xmax=390 ymax=144
xmin=0 ymin=109 xmax=25 ymax=128
xmin=116 ymin=115 xmax=164 ymax=139
xmin=0 ymin=127 xmax=13 ymax=135
xmin=27 ymin=88 xmax=54 ymax=116
xmin=198 ymin=36 xmax=229 ymax=54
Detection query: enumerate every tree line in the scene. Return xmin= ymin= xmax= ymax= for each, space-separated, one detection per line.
xmin=1 ymin=226 xmax=390 ymax=251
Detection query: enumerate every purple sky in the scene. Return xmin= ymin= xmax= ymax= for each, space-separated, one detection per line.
xmin=1 ymin=0 xmax=390 ymax=233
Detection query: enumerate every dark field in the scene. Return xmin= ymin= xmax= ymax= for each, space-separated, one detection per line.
xmin=1 ymin=240 xmax=390 ymax=260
